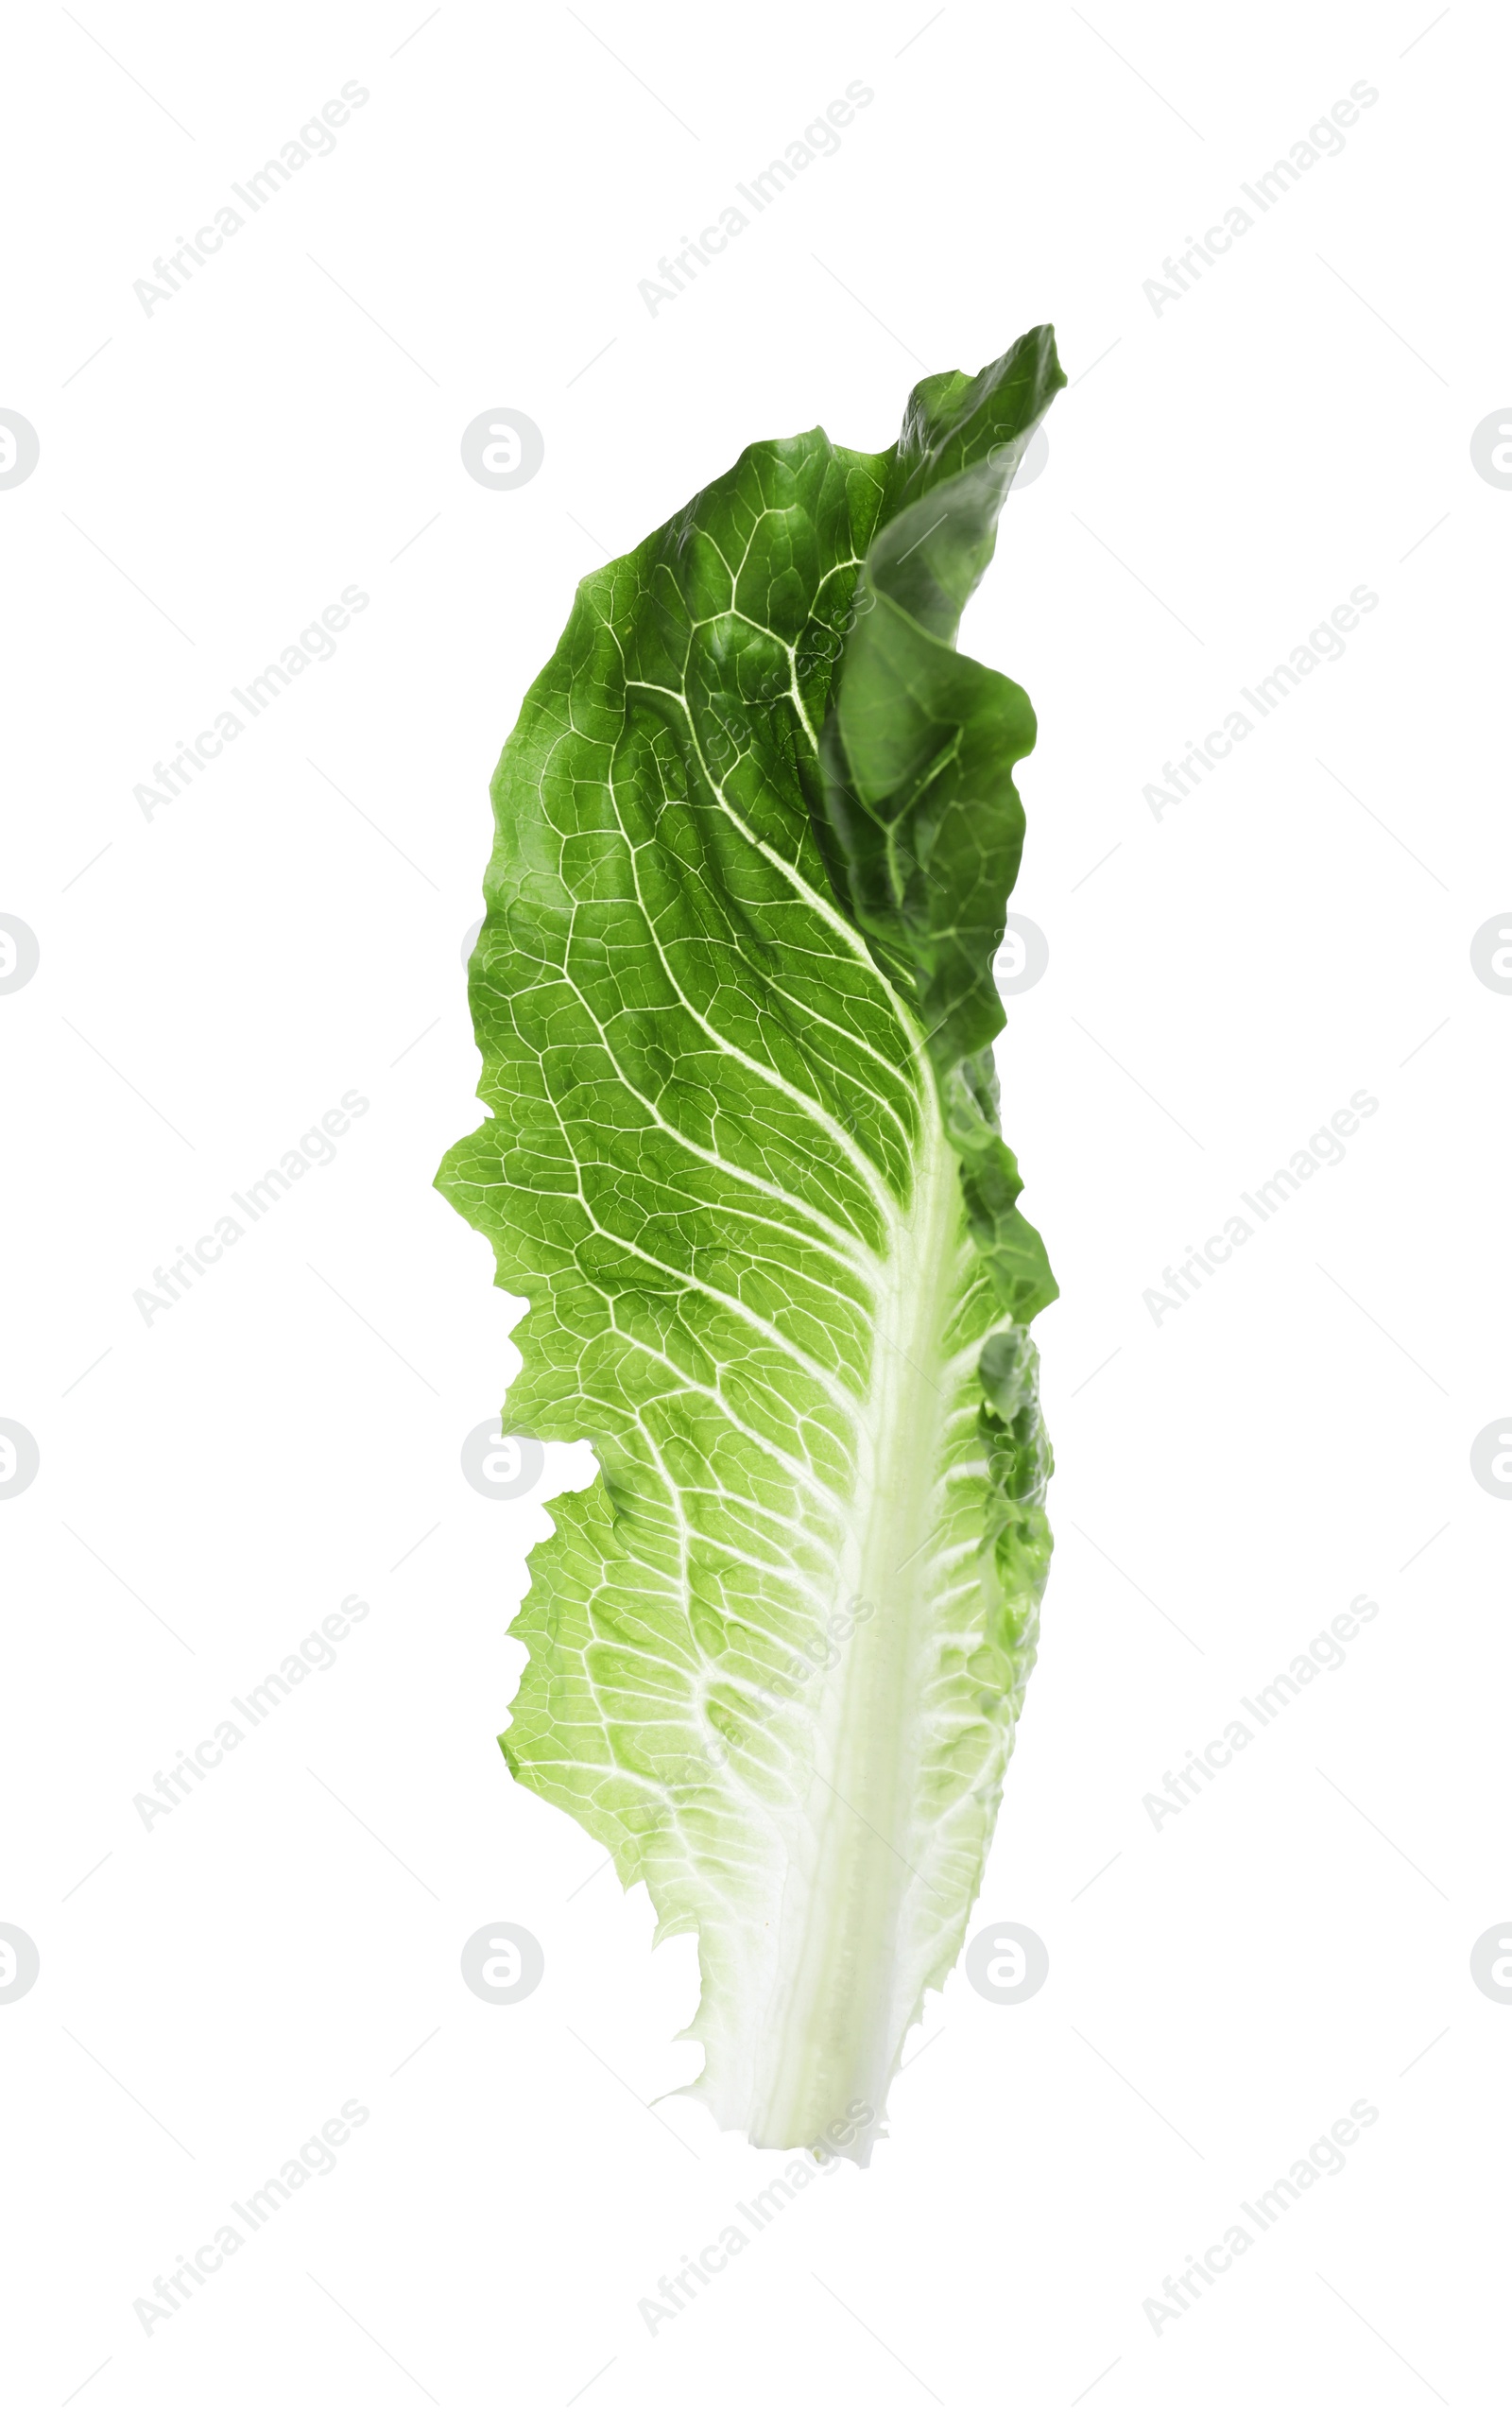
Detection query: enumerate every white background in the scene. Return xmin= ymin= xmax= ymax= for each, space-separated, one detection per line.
xmin=4 ymin=2 xmax=1508 ymax=2406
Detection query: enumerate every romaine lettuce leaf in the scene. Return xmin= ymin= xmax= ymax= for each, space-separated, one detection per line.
xmin=438 ymin=326 xmax=1065 ymax=2161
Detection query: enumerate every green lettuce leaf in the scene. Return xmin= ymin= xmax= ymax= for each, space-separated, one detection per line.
xmin=438 ymin=326 xmax=1065 ymax=2161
